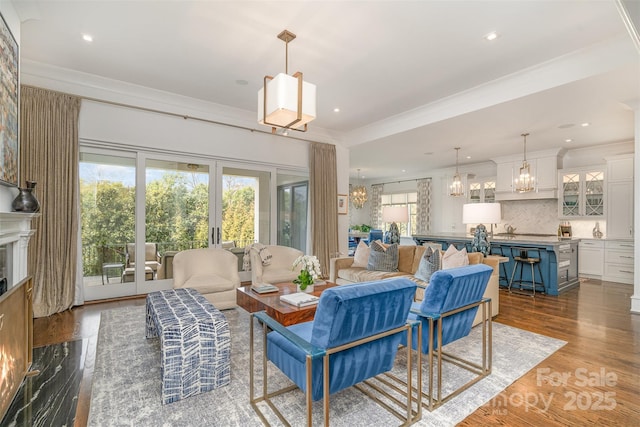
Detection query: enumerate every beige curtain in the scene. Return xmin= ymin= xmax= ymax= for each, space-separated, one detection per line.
xmin=416 ymin=178 xmax=432 ymax=233
xmin=20 ymin=86 xmax=81 ymax=317
xmin=309 ymin=142 xmax=338 ymax=278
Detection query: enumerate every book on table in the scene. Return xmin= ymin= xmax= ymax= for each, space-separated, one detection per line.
xmin=251 ymin=283 xmax=280 ymax=294
xmin=280 ymin=293 xmax=320 ymax=307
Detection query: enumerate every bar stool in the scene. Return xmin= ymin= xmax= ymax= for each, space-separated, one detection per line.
xmin=508 ymin=247 xmax=545 ymax=296
xmin=490 ymin=244 xmax=509 ymax=287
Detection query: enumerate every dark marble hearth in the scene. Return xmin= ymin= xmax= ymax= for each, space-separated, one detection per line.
xmin=1 ymin=339 xmax=86 ymax=427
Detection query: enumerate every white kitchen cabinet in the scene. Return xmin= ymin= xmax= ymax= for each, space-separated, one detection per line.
xmin=607 ymin=156 xmax=634 ymax=182
xmin=578 ymin=239 xmax=604 ymax=278
xmin=607 ymin=181 xmax=633 ymax=239
xmin=468 ymin=178 xmax=496 ymax=203
xmin=603 ymin=240 xmax=634 ymax=284
xmin=495 ymin=162 xmax=514 ymax=193
xmin=558 ymin=167 xmax=605 ymax=219
xmin=536 ymin=156 xmax=561 ymax=190
xmin=606 ymin=155 xmax=633 ymax=239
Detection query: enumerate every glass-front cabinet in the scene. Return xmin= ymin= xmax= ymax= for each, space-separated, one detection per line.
xmin=468 ymin=178 xmax=496 ymax=203
xmin=558 ymin=167 xmax=605 ymax=218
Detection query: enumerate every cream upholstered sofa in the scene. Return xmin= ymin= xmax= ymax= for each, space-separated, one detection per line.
xmin=329 ymin=245 xmax=499 ymax=325
xmin=172 ymin=248 xmax=239 ymax=310
xmin=249 ymin=245 xmax=304 ymax=284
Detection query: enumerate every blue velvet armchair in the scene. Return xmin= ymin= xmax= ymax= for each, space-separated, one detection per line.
xmin=401 ymin=263 xmax=493 ymax=410
xmin=249 ymin=278 xmax=422 ymax=426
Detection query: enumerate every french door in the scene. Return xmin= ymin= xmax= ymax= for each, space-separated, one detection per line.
xmin=80 ymin=147 xmax=272 ymax=301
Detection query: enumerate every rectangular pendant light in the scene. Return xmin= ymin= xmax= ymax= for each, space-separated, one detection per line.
xmin=258 ymin=72 xmax=316 ymax=130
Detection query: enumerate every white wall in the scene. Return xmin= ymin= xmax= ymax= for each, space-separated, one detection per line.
xmin=79 ymin=100 xmax=310 ymax=166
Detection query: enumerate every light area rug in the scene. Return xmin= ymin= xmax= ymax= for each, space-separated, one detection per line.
xmin=88 ymin=306 xmax=565 ymax=426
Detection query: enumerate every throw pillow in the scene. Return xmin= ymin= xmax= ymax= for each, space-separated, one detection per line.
xmin=441 ymin=245 xmax=469 ymax=269
xmin=352 ymin=240 xmax=371 ymax=268
xmin=414 ymin=246 xmax=441 ymax=282
xmin=367 ymin=241 xmax=399 ymax=272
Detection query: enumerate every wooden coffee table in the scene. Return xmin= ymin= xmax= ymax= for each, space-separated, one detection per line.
xmin=236 ymin=281 xmax=338 ymax=326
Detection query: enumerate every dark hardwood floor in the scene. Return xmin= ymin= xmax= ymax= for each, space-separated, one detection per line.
xmin=33 ymin=279 xmax=640 ymax=426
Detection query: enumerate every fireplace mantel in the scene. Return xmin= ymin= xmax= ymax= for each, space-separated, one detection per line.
xmin=0 ymin=212 xmax=39 ymax=290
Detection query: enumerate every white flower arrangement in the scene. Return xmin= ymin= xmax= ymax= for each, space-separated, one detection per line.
xmin=292 ymin=255 xmax=322 ymax=280
xmin=292 ymin=255 xmax=322 ymax=290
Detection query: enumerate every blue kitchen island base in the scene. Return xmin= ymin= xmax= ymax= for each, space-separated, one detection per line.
xmin=413 ymin=234 xmax=580 ymax=296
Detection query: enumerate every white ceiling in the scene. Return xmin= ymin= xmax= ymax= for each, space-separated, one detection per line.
xmin=14 ymin=0 xmax=640 ymax=180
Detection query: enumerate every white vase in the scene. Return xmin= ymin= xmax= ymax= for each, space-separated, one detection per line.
xmin=297 ymin=284 xmax=314 ymax=293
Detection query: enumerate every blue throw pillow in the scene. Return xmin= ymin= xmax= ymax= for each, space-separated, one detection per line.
xmin=367 ymin=241 xmax=399 ymax=272
xmin=414 ymin=246 xmax=441 ymax=282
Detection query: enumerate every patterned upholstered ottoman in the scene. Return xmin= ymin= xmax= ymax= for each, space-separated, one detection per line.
xmin=145 ymin=288 xmax=231 ymax=404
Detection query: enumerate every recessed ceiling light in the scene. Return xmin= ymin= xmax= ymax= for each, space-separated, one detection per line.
xmin=402 ymin=169 xmax=406 ymax=173
xmin=581 ymin=122 xmax=590 ymax=127
xmin=424 ymin=152 xmax=433 ymax=155
xmin=558 ymin=123 xmax=574 ymax=129
xmin=466 ymin=156 xmax=471 ymax=159
xmin=565 ymin=138 xmax=573 ymax=143
xmin=333 ymin=108 xmax=340 ymax=113
xmin=484 ymin=31 xmax=499 ymax=41
xmin=82 ymin=34 xmax=93 ymax=42
xmin=235 ymin=79 xmax=248 ymax=86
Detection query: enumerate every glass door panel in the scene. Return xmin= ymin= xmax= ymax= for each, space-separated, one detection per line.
xmin=561 ymin=173 xmax=580 ymax=217
xmin=483 ymin=181 xmax=496 ymax=203
xmin=80 ymin=151 xmax=137 ymax=300
xmin=584 ymin=171 xmax=604 ymax=217
xmin=219 ymin=166 xmax=271 ymax=280
xmin=468 ymin=183 xmax=481 ymax=203
xmin=277 ymin=181 xmax=308 ymax=252
xmin=141 ymin=159 xmax=210 ymax=292
xmin=81 ymin=151 xmax=279 ymax=299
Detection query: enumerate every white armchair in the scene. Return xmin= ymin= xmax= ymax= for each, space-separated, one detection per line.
xmin=172 ymin=248 xmax=240 ymax=310
xmin=249 ymin=245 xmax=304 ymax=285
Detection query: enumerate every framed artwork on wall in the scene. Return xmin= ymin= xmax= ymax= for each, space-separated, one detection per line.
xmin=0 ymin=11 xmax=19 ymax=187
xmin=338 ymin=194 xmax=348 ymax=215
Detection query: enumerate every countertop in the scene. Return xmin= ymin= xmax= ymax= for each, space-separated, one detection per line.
xmin=412 ymin=232 xmax=580 ymax=245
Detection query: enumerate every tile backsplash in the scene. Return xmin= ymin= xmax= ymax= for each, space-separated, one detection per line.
xmin=499 ymin=199 xmax=606 ymax=238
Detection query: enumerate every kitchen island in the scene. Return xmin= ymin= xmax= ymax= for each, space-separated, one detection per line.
xmin=412 ymin=233 xmax=580 ymax=295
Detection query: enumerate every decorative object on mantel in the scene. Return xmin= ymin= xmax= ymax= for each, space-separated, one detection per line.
xmin=351 ymin=168 xmax=368 ymax=209
xmin=463 ymin=202 xmax=502 ymax=256
xmin=11 ymin=181 xmax=41 ymax=213
xmin=291 ymin=254 xmax=321 ymax=292
xmin=592 ymin=222 xmax=603 ymax=238
xmin=382 ymin=205 xmax=408 ymax=245
xmin=258 ymin=29 xmax=316 ymax=134
xmin=449 ymin=147 xmax=465 ymax=196
xmin=515 ymin=133 xmax=536 ymax=193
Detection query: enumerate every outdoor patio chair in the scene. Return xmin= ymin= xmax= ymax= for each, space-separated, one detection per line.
xmin=125 ymin=243 xmax=161 ymax=278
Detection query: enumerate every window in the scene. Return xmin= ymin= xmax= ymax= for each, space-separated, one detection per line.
xmin=381 ymin=192 xmax=417 ymax=236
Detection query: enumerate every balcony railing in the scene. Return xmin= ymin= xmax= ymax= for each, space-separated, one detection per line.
xmin=82 ymin=239 xmax=256 ymax=276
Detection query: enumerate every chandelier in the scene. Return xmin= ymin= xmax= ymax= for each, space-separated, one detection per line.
xmin=449 ymin=147 xmax=465 ymax=197
xmin=515 ymin=133 xmax=535 ymax=193
xmin=351 ymin=169 xmax=368 ymax=209
xmin=258 ymin=29 xmax=317 ymax=134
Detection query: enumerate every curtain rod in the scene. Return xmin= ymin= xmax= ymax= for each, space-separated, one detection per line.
xmin=372 ymin=177 xmax=430 ymax=186
xmin=21 ymin=84 xmax=321 ymax=145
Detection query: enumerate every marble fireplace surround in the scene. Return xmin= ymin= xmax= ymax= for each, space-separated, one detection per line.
xmin=0 ymin=212 xmax=38 ymax=291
